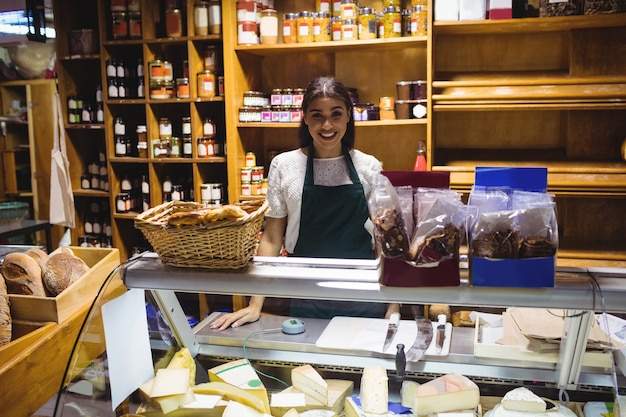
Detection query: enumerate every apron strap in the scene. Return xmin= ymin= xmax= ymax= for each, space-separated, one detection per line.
xmin=305 ymin=145 xmax=363 ymax=186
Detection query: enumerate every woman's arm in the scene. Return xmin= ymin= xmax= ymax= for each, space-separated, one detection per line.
xmin=209 ymin=217 xmax=287 ymax=330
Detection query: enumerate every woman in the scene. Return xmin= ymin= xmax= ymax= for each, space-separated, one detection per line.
xmin=211 ymin=77 xmax=398 ymax=330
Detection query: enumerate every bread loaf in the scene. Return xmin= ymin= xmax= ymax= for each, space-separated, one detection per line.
xmin=26 ymin=248 xmax=49 ymax=272
xmin=1 ymin=252 xmax=46 ymax=296
xmin=0 ymin=275 xmax=11 ymax=346
xmin=43 ymin=252 xmax=89 ymax=296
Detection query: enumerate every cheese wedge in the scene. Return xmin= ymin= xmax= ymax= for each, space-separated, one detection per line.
xmin=402 ymin=380 xmax=420 ymax=409
xmin=167 ymin=348 xmax=196 ymax=386
xmin=344 ymin=397 xmax=363 ymax=417
xmin=136 ymin=399 xmax=228 ymax=417
xmin=151 ymin=368 xmax=190 ymax=398
xmin=502 ymin=387 xmax=546 ymax=413
xmin=193 ymin=382 xmax=266 ymax=413
xmin=360 ymin=366 xmax=388 ymax=414
xmin=284 ymin=409 xmax=300 ymax=417
xmin=432 ymin=410 xmax=479 ymax=417
xmin=222 ymin=400 xmax=273 ymax=417
xmin=209 ymin=359 xmax=270 ymax=412
xmin=300 ymin=411 xmax=337 ymax=417
xmin=272 ymin=392 xmax=307 ymax=408
xmin=292 ymin=365 xmax=328 ymax=406
xmin=414 ymin=374 xmax=480 ymax=416
xmin=155 ymin=389 xmax=195 ymax=414
xmin=281 ymin=386 xmax=325 ymax=407
xmin=326 ymin=379 xmax=353 ymax=411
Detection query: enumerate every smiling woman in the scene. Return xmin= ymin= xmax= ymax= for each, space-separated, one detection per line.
xmin=209 ymin=77 xmax=400 ymax=330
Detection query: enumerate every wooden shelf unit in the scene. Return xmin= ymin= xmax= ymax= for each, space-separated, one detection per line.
xmin=237 ymin=119 xmax=428 ymax=128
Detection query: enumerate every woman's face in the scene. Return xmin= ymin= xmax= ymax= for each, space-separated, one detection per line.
xmin=303 ymin=96 xmax=350 ymax=157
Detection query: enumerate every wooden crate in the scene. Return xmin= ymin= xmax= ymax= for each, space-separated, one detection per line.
xmin=8 ymin=247 xmax=120 ymax=323
xmin=0 ymin=320 xmax=55 ymax=366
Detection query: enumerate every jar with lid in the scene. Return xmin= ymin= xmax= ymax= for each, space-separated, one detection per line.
xmin=176 ymin=78 xmax=190 ymax=98
xmin=331 ymin=16 xmax=342 ymax=40
xmin=342 ymin=19 xmax=357 ymax=40
xmin=108 ymin=79 xmax=119 ymax=98
xmin=160 ymin=137 xmax=172 ymax=157
xmin=383 ymin=6 xmax=402 ymax=38
xmin=170 ymin=136 xmax=182 ymax=157
xmin=261 ymin=106 xmax=272 ymax=122
xmin=208 ymin=0 xmax=221 ymax=34
xmin=270 ymin=89 xmax=282 ymax=106
xmin=182 ymin=117 xmax=192 ymax=135
xmin=313 ymin=12 xmax=331 ymax=42
xmin=281 ymin=89 xmax=294 ymax=106
xmin=206 ymin=137 xmax=217 ymax=156
xmin=115 ymin=136 xmax=128 ymax=156
xmin=116 ymin=193 xmax=130 ymax=213
xmin=292 ymin=89 xmax=305 ymax=107
xmin=358 ymin=8 xmax=377 ymax=39
xmin=194 ymin=1 xmax=209 ymax=36
xmin=128 ymin=11 xmax=142 ymax=38
xmin=197 ymin=137 xmax=209 ymax=157
xmin=150 ymin=81 xmax=175 ymax=100
xmin=340 ymin=0 xmax=358 ymax=19
xmin=81 ymin=174 xmax=90 ymax=189
xmin=183 ymin=135 xmax=193 ymax=157
xmin=159 ymin=117 xmax=172 ymax=138
xmin=171 ymin=185 xmax=184 ymax=201
xmin=238 ymin=20 xmax=258 ymax=45
xmin=93 ymin=216 xmax=102 ymax=235
xmin=197 ymin=70 xmax=216 ymax=98
xmin=165 ymin=6 xmax=183 ymax=37
xmin=203 ymin=118 xmax=216 ymax=136
xmin=152 ymin=138 xmax=161 ymax=158
xmin=282 ymin=13 xmax=298 ymax=43
xmin=410 ymin=5 xmax=427 ymax=36
xmin=114 ymin=117 xmax=126 ymax=136
xmin=200 ymin=184 xmax=212 ymax=205
xmin=260 ymin=9 xmax=278 ymax=44
xmin=111 ymin=12 xmax=128 ymax=39
xmin=297 ymin=11 xmax=314 ymax=43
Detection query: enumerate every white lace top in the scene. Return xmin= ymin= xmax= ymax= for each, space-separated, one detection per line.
xmin=266 ymin=148 xmax=382 ymax=253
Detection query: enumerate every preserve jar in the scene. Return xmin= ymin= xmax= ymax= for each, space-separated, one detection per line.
xmin=165 ymin=7 xmax=183 ymax=37
xmin=182 ymin=117 xmax=192 ymax=135
xmin=176 ymin=77 xmax=190 ymax=98
xmin=283 ymin=13 xmax=298 ymax=43
xmin=340 ymin=0 xmax=358 ymax=19
xmin=194 ymin=1 xmax=209 ymax=36
xmin=115 ymin=136 xmax=128 ymax=156
xmin=293 ymin=88 xmax=305 ymax=107
xmin=128 ymin=11 xmax=142 ymax=38
xmin=170 ymin=136 xmax=182 ymax=157
xmin=383 ymin=6 xmax=402 ymax=38
xmin=281 ymin=88 xmax=294 ymax=106
xmin=137 ymin=125 xmax=148 ymax=158
xmin=208 ymin=0 xmax=221 ymax=34
xmin=159 ymin=117 xmax=173 ymax=137
xmin=197 ymin=137 xmax=209 ymax=157
xmin=203 ymin=118 xmax=216 ymax=136
xmin=411 ymin=5 xmax=428 ymax=36
xmin=238 ymin=20 xmax=258 ymax=44
xmin=260 ymin=8 xmax=278 ymax=44
xmin=313 ymin=12 xmax=331 ymax=42
xmin=197 ymin=70 xmax=216 ymax=98
xmin=396 ymin=81 xmax=411 ymax=100
xmin=127 ymin=0 xmax=141 ymax=12
xmin=331 ymin=16 xmax=342 ymax=40
xmin=111 ymin=12 xmax=128 ymax=39
xmin=183 ymin=135 xmax=193 ymax=157
xmin=317 ymin=0 xmax=331 ymax=13
xmin=358 ymin=7 xmax=376 ymax=39
xmin=297 ymin=11 xmax=314 ymax=43
xmin=341 ymin=18 xmax=356 ymax=40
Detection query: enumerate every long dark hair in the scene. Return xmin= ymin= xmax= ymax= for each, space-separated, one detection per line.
xmin=298 ymin=77 xmax=355 ymax=149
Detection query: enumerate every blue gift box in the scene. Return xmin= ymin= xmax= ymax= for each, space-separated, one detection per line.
xmin=470 ymin=167 xmax=556 ymax=288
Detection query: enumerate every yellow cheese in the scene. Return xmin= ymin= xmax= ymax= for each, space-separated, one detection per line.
xmin=222 ymin=400 xmax=273 ymax=417
xmin=167 ymin=348 xmax=196 ymax=386
xmin=292 ymin=365 xmax=328 ymax=406
xmin=151 ymin=368 xmax=190 ymax=398
xmin=274 ymin=380 xmax=352 ymax=416
xmin=209 ymin=359 xmax=270 ymax=412
xmin=192 ymin=382 xmax=266 ymax=413
xmin=155 ymin=389 xmax=195 ymax=414
xmin=344 ymin=397 xmax=362 ymax=417
xmin=414 ymin=374 xmax=480 ymax=416
xmin=284 ymin=409 xmax=300 ymax=417
xmin=137 ymin=399 xmax=228 ymax=417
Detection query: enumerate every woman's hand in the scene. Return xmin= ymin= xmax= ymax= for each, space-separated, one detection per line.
xmin=209 ymin=304 xmax=262 ymax=330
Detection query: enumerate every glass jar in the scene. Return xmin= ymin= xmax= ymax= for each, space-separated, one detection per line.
xmin=194 ymin=1 xmax=209 ymax=36
xmin=197 ymin=70 xmax=216 ymax=99
xmin=202 ymin=46 xmax=216 ymax=71
xmin=137 ymin=125 xmax=148 ymax=158
xmin=197 ymin=137 xmax=209 ymax=157
xmin=183 ymin=135 xmax=193 ymax=157
xmin=116 ymin=193 xmax=131 ymax=213
xmin=316 ymin=0 xmax=331 ymax=13
xmin=411 ymin=5 xmax=428 ymax=36
xmin=114 ymin=117 xmax=126 ymax=136
xmin=283 ymin=13 xmax=298 ymax=43
xmin=108 ymin=79 xmax=119 ymax=98
xmin=340 ymin=0 xmax=358 ymax=19
xmin=260 ymin=8 xmax=278 ymax=44
xmin=313 ymin=12 xmax=331 ymax=42
xmin=203 ymin=118 xmax=216 ymax=136
xmin=128 ymin=11 xmax=142 ymax=38
xmin=176 ymin=77 xmax=190 ymax=98
xmin=261 ymin=106 xmax=272 ymax=122
xmin=383 ymin=6 xmax=402 ymax=38
xmin=160 ymin=137 xmax=172 ymax=157
xmin=165 ymin=7 xmax=183 ymax=37
xmin=152 ymin=138 xmax=161 ymax=158
xmin=170 ymin=136 xmax=182 ymax=157
xmin=150 ymin=81 xmax=175 ymax=99
xmin=208 ymin=0 xmax=221 ymax=34
xmin=181 ymin=117 xmax=192 ymax=135
xmin=158 ymin=118 xmax=172 ymax=138
xmin=292 ymin=88 xmax=305 ymax=107
xmin=280 ymin=88 xmax=293 ymax=106
xmin=297 ymin=11 xmax=314 ymax=43
xmin=357 ymin=8 xmax=376 ymax=40
xmin=171 ymin=185 xmax=183 ymax=201
xmin=238 ymin=20 xmax=258 ymax=45
xmin=331 ymin=16 xmax=342 ymax=40
xmin=341 ymin=18 xmax=357 ymax=40
xmin=115 ymin=136 xmax=127 ymax=156
xmin=384 ymin=0 xmax=401 ymax=6
xmin=206 ymin=137 xmax=217 ymax=156
xmin=111 ymin=11 xmax=128 ymax=39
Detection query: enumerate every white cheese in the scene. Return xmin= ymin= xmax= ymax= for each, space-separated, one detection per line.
xmin=150 ymin=368 xmax=190 ymax=398
xmin=272 ymin=392 xmax=307 ymax=408
xmin=209 ymin=359 xmax=270 ymax=412
xmin=183 ymin=394 xmax=222 ymax=409
xmin=222 ymin=400 xmax=273 ymax=417
xmin=432 ymin=409 xmax=479 ymax=417
xmin=292 ymin=365 xmax=328 ymax=405
xmin=360 ymin=366 xmax=388 ymax=415
xmin=414 ymin=374 xmax=479 ymax=416
xmin=490 ymin=403 xmax=577 ymax=417
xmin=402 ymin=380 xmax=420 ymax=409
xmin=326 ymin=379 xmax=353 ymax=411
xmin=502 ymin=387 xmax=546 ymax=413
xmin=300 ymin=410 xmax=337 ymax=417
xmin=155 ymin=388 xmax=195 ymax=414
xmin=344 ymin=398 xmax=363 ymax=417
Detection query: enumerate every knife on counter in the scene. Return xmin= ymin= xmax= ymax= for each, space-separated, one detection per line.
xmin=405 ymin=316 xmax=434 ymax=362
xmin=382 ymin=312 xmax=400 ymax=352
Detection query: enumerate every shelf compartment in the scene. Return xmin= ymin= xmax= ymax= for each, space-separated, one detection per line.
xmin=106 ymin=99 xmax=147 ymax=105
xmin=72 ymin=189 xmax=109 ymax=198
xmin=434 ymin=102 xmax=626 ymax=111
xmin=235 ymin=36 xmax=428 ymax=56
xmin=103 ymin=39 xmax=143 ymax=46
xmin=113 ymin=212 xmax=140 ymax=220
xmin=434 ymin=13 xmax=626 ymax=35
xmin=238 ymin=119 xmax=428 ymax=128
xmin=151 ymin=157 xmax=226 ymax=164
xmin=147 ymin=97 xmax=224 ymax=104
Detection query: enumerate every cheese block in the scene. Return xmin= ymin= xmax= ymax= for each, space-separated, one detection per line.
xmin=360 ymin=366 xmax=388 ymax=414
xmin=155 ymin=389 xmax=195 ymax=415
xmin=326 ymin=379 xmax=353 ymax=411
xmin=193 ymin=382 xmax=266 ymax=413
xmin=300 ymin=410 xmax=337 ymax=417
xmin=272 ymin=392 xmax=307 ymax=408
xmin=402 ymin=380 xmax=420 ymax=409
xmin=209 ymin=359 xmax=270 ymax=412
xmin=430 ymin=408 xmax=479 ymax=417
xmin=501 ymin=387 xmax=546 ymax=413
xmin=344 ymin=397 xmax=363 ymax=417
xmin=183 ymin=394 xmax=222 ymax=409
xmin=151 ymin=368 xmax=190 ymax=398
xmin=136 ymin=399 xmax=228 ymax=417
xmin=281 ymin=386 xmax=325 ymax=406
xmin=292 ymin=365 xmax=328 ymax=406
xmin=414 ymin=374 xmax=479 ymax=416
xmin=489 ymin=403 xmax=577 ymax=417
xmin=222 ymin=400 xmax=273 ymax=417
xmin=168 ymin=348 xmax=196 ymax=386
xmin=284 ymin=409 xmax=300 ymax=417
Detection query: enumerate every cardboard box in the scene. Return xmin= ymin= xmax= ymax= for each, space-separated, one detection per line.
xmin=8 ymin=247 xmax=120 ymax=323
xmin=436 ymin=0 xmax=461 ymax=20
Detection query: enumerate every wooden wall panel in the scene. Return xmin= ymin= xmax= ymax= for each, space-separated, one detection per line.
xmin=566 ymin=110 xmax=626 ymax=161
xmin=569 ymin=28 xmax=626 ymax=76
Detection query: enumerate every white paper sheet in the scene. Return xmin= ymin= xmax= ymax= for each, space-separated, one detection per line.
xmin=102 ymin=289 xmax=154 ymax=411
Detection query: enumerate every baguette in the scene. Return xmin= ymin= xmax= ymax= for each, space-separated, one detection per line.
xmin=0 ymin=275 xmax=10 ymax=346
xmin=43 ymin=252 xmax=89 ymax=296
xmin=1 ymin=252 xmax=46 ymax=296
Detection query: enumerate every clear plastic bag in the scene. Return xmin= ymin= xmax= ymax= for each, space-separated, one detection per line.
xmin=470 ymin=210 xmax=521 ymax=258
xmin=395 ymin=186 xmax=414 ymax=238
xmin=414 ymin=188 xmax=462 ymax=225
xmin=368 ymin=174 xmax=410 ymax=258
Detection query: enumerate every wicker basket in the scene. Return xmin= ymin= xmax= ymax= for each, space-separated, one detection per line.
xmin=135 ymin=201 xmax=268 ymax=269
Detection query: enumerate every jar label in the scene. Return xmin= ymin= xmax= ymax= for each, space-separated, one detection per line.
xmin=142 ymin=183 xmax=149 ymax=194
xmin=333 ymin=29 xmax=342 ymax=41
xmin=183 ymin=123 xmax=192 ymax=135
xmin=394 ymin=21 xmax=402 ymax=33
xmin=282 ymin=95 xmax=293 ymax=106
xmin=210 ymin=5 xmax=221 ymax=25
xmin=299 ymin=24 xmax=309 ymax=36
xmin=343 ymin=8 xmax=354 ymax=18
xmin=114 ymin=123 xmax=125 ymax=135
xmin=195 ymin=8 xmax=209 ymax=27
xmin=203 ymin=81 xmax=214 ymax=93
xmin=198 ymin=143 xmax=208 ymax=156
xmin=85 ymin=222 xmax=93 ymax=234
xmin=343 ymin=28 xmax=354 ymax=40
xmin=413 ymin=104 xmax=427 ymax=118
xmin=261 ymin=18 xmax=278 ymax=36
xmin=313 ymin=24 xmax=321 ymax=36
xmin=184 ymin=142 xmax=192 ymax=155
xmin=283 ymin=25 xmax=291 ymax=36
xmin=163 ymin=182 xmax=172 ymax=192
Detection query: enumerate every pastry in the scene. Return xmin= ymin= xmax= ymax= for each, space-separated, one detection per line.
xmin=26 ymin=248 xmax=49 ymax=272
xmin=452 ymin=311 xmax=475 ymax=327
xmin=0 ymin=275 xmax=10 ymax=346
xmin=216 ymin=205 xmax=247 ymax=221
xmin=1 ymin=252 xmax=46 ymax=296
xmin=43 ymin=251 xmax=89 ymax=295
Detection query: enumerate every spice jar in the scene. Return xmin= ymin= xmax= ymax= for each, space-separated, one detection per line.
xmin=331 ymin=16 xmax=342 ymax=40
xmin=297 ymin=11 xmax=314 ymax=43
xmin=197 ymin=70 xmax=216 ymax=98
xmin=261 ymin=106 xmax=272 ymax=122
xmin=283 ymin=13 xmax=298 ymax=43
xmin=313 ymin=12 xmax=331 ymax=42
xmin=209 ymin=0 xmax=221 ymax=34
xmin=194 ymin=1 xmax=209 ymax=36
xmin=383 ymin=6 xmax=402 ymax=38
xmin=293 ymin=88 xmax=305 ymax=107
xmin=183 ymin=135 xmax=193 ymax=157
xmin=170 ymin=136 xmax=182 ymax=157
xmin=202 ymin=46 xmax=216 ymax=71
xmin=203 ymin=118 xmax=216 ymax=136
xmin=182 ymin=117 xmax=192 ymax=135
xmin=176 ymin=77 xmax=190 ymax=98
xmin=137 ymin=125 xmax=148 ymax=158
xmin=150 ymin=81 xmax=175 ymax=99
xmin=115 ymin=136 xmax=128 ymax=156
xmin=197 ymin=137 xmax=209 ymax=157
xmin=340 ymin=0 xmax=358 ymax=19
xmin=260 ymin=8 xmax=278 ymax=44
xmin=159 ymin=118 xmax=173 ymax=138
xmin=341 ymin=18 xmax=357 ymax=40
xmin=128 ymin=11 xmax=142 ymax=38
xmin=358 ymin=8 xmax=377 ymax=40
xmin=111 ymin=11 xmax=128 ymax=39
xmin=165 ymin=6 xmax=183 ymax=37
xmin=410 ymin=5 xmax=428 ymax=36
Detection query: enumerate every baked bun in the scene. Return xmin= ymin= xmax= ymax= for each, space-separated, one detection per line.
xmin=26 ymin=248 xmax=49 ymax=272
xmin=1 ymin=252 xmax=45 ymax=296
xmin=168 ymin=210 xmax=208 ymax=226
xmin=42 ymin=252 xmax=89 ymax=296
xmin=0 ymin=275 xmax=10 ymax=346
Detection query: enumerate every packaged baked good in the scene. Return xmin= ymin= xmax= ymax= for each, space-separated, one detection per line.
xmin=368 ymin=174 xmax=410 ymax=258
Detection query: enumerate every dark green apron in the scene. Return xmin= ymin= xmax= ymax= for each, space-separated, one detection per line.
xmin=289 ymin=146 xmax=387 ymax=319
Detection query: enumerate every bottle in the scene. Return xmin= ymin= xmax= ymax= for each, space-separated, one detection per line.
xmin=413 ymin=140 xmax=427 ymax=171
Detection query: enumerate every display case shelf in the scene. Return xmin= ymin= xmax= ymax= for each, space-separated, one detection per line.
xmin=72 ymin=189 xmax=109 ymax=198
xmin=237 ymin=119 xmax=428 ymax=128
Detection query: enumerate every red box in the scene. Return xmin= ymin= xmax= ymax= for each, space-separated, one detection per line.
xmin=379 ymin=171 xmax=461 ymax=287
